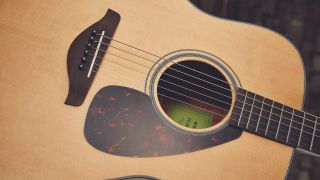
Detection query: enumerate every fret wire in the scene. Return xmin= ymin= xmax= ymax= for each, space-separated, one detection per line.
xmin=246 ymin=94 xmax=256 ymax=129
xmin=310 ymin=117 xmax=318 ymax=151
xmin=297 ymin=112 xmax=306 ymax=147
xmin=245 ymin=115 xmax=312 ymax=145
xmin=275 ymin=104 xmax=284 ymax=140
xmin=245 ymin=121 xmax=311 ymax=147
xmin=245 ymin=118 xmax=312 ymax=146
xmin=303 ymin=111 xmax=320 ymax=125
xmin=238 ymin=91 xmax=248 ymax=126
xmin=239 ymin=117 xmax=313 ymax=150
xmin=255 ymin=97 xmax=265 ymax=133
xmin=240 ymin=97 xmax=314 ymax=130
xmin=286 ymin=108 xmax=294 ymax=143
xmin=255 ymin=99 xmax=319 ymax=126
xmin=265 ymin=101 xmax=274 ymax=136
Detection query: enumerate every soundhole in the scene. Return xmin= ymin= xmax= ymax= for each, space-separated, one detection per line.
xmin=157 ymin=60 xmax=232 ymax=129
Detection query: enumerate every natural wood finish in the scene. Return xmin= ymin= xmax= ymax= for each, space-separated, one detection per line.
xmin=0 ymin=0 xmax=305 ymax=179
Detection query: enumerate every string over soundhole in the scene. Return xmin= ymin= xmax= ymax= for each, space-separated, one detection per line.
xmin=157 ymin=60 xmax=232 ymax=130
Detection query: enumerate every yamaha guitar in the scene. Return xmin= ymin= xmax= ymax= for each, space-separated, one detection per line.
xmin=0 ymin=0 xmax=319 ymax=179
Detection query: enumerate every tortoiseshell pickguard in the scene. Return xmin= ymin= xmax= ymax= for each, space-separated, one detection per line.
xmin=84 ymin=86 xmax=242 ymax=157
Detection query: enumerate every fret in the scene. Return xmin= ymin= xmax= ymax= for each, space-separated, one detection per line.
xmin=237 ymin=90 xmax=249 ymax=127
xmin=238 ymin=91 xmax=254 ymax=128
xmin=248 ymin=94 xmax=263 ymax=132
xmin=299 ymin=113 xmax=315 ymax=151
xmin=265 ymin=101 xmax=274 ymax=136
xmin=288 ymin=110 xmax=304 ymax=147
xmin=231 ymin=106 xmax=242 ymax=124
xmin=230 ymin=88 xmax=246 ymax=125
xmin=258 ymin=98 xmax=272 ymax=135
xmin=311 ymin=117 xmax=318 ymax=151
xmin=282 ymin=106 xmax=294 ymax=145
xmin=266 ymin=102 xmax=282 ymax=139
xmin=255 ymin=97 xmax=265 ymax=132
xmin=297 ymin=113 xmax=306 ymax=148
xmin=229 ymin=88 xmax=320 ymax=156
xmin=311 ymin=118 xmax=320 ymax=154
xmin=275 ymin=104 xmax=284 ymax=140
xmin=245 ymin=93 xmax=256 ymax=129
xmin=280 ymin=106 xmax=292 ymax=144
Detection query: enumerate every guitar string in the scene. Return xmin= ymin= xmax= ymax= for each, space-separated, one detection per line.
xmin=88 ymin=50 xmax=319 ymax=132
xmin=159 ymin=83 xmax=229 ymax=107
xmin=94 ymin=33 xmax=320 ymax=124
xmin=91 ymin=57 xmax=319 ymax=139
xmin=92 ymin=34 xmax=320 ymax=126
xmin=245 ymin=123 xmax=309 ymax=147
xmin=158 ymin=92 xmax=314 ymax=146
xmin=92 ymin=39 xmax=319 ymax=126
xmin=160 ymin=73 xmax=318 ymax=132
xmin=90 ymin=53 xmax=319 ymax=136
xmin=90 ymin=60 xmax=311 ymax=146
xmin=87 ymin=69 xmax=312 ymax=147
xmin=87 ymin=34 xmax=319 ymax=134
xmin=89 ymin=51 xmax=319 ymax=134
xmin=157 ymin=88 xmax=318 ymax=138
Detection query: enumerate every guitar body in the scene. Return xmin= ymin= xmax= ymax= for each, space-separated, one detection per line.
xmin=0 ymin=0 xmax=306 ymax=179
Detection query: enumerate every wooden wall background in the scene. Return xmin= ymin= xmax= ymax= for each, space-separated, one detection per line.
xmin=189 ymin=0 xmax=320 ymax=180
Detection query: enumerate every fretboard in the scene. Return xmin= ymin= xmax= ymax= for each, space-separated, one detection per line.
xmin=229 ymin=88 xmax=320 ymax=156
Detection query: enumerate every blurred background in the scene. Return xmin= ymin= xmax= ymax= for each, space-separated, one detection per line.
xmin=189 ymin=0 xmax=320 ymax=179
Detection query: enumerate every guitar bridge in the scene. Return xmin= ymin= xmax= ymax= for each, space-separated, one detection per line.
xmin=65 ymin=9 xmax=121 ymax=106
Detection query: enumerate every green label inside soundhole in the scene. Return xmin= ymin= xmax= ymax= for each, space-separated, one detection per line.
xmin=167 ymin=103 xmax=213 ymax=129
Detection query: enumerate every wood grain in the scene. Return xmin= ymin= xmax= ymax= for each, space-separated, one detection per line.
xmin=0 ymin=0 xmax=305 ymax=179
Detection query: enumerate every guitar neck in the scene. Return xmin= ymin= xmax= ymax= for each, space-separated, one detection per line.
xmin=229 ymin=88 xmax=320 ymax=156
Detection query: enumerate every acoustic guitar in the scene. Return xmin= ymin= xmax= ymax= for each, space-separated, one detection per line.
xmin=0 ymin=0 xmax=319 ymax=179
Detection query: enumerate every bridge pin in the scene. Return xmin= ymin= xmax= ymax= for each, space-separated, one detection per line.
xmin=79 ymin=64 xmax=85 ymax=71
xmin=81 ymin=57 xmax=87 ymax=63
